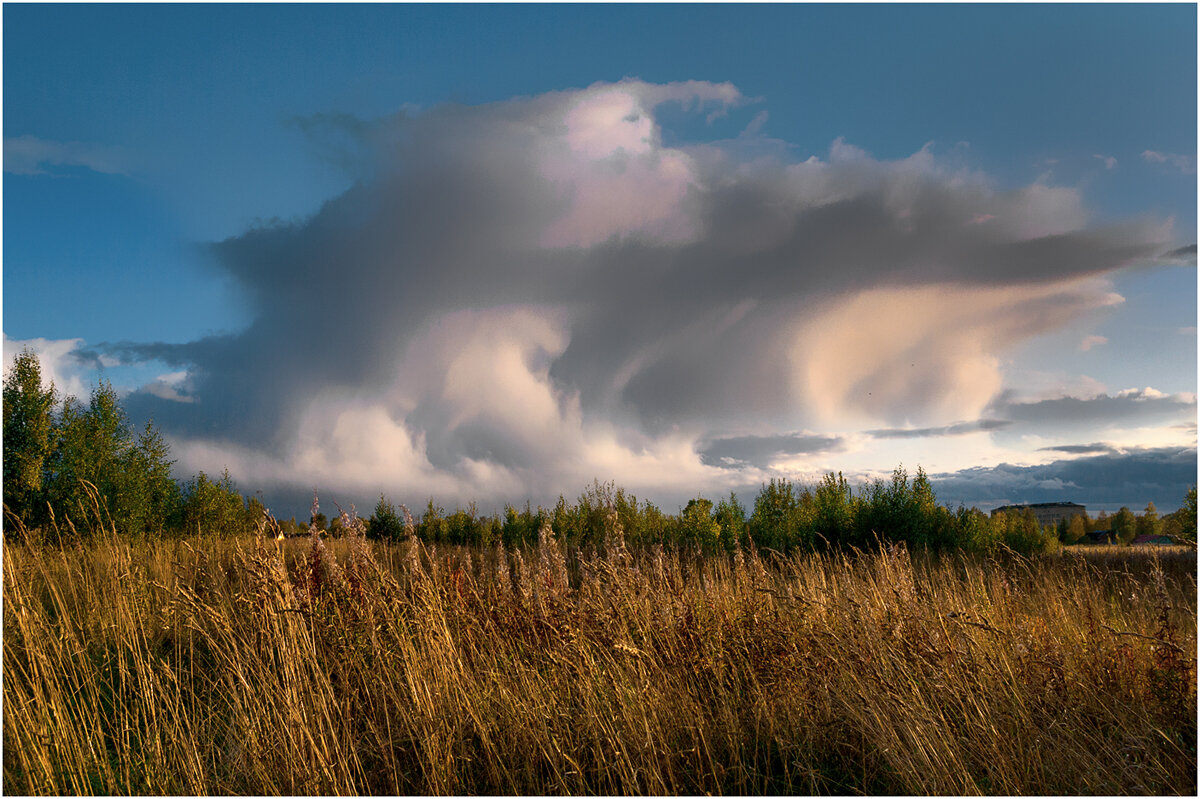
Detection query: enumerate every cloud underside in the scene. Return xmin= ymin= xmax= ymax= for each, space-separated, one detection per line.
xmin=74 ymin=78 xmax=1180 ymax=506
xmin=986 ymin=389 xmax=1197 ymax=436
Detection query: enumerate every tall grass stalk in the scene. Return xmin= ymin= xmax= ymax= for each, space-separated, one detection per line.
xmin=3 ymin=526 xmax=1195 ymax=795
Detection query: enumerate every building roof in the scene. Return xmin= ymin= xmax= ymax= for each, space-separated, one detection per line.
xmin=1131 ymin=534 xmax=1176 ymax=545
xmin=993 ymin=502 xmax=1085 ymax=511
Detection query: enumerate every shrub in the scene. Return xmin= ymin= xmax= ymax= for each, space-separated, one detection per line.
xmin=367 ymin=495 xmax=407 ymax=541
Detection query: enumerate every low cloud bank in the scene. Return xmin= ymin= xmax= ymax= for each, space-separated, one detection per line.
xmin=932 ymin=447 xmax=1197 ymax=513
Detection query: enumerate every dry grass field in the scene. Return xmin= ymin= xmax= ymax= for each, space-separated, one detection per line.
xmin=3 ymin=518 xmax=1195 ymax=795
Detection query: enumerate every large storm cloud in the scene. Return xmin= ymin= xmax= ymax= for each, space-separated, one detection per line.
xmin=86 ymin=79 xmax=1173 ymax=507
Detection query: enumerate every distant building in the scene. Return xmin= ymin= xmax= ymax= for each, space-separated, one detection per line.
xmin=990 ymin=502 xmax=1087 ymax=528
xmin=1130 ymin=534 xmax=1176 ymax=546
xmin=1082 ymin=530 xmax=1117 ymax=545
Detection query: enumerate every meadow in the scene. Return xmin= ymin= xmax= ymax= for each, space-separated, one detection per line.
xmin=3 ymin=507 xmax=1195 ymax=796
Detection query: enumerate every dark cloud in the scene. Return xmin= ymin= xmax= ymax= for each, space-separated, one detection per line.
xmin=89 ymin=80 xmax=1170 ymax=504
xmin=868 ymin=419 xmax=1011 ymax=439
xmin=699 ymin=432 xmax=844 ymax=469
xmin=1037 ymin=443 xmax=1116 ymax=455
xmin=985 ymin=389 xmax=1196 ymax=434
xmin=1160 ymin=243 xmax=1197 ymax=265
xmin=932 ymin=447 xmax=1197 ymax=513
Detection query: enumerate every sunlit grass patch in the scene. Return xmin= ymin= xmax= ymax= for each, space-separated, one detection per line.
xmin=3 ymin=527 xmax=1195 ymax=795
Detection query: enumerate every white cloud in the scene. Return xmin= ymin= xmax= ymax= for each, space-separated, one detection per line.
xmin=1079 ymin=334 xmax=1108 ymax=351
xmin=792 ymin=279 xmax=1126 ymax=428
xmin=1142 ymin=149 xmax=1196 ymax=174
xmin=536 ymin=81 xmax=743 ymax=247
xmin=1093 ymin=154 xmax=1117 ymax=170
xmin=741 ymin=110 xmax=769 ymax=137
xmin=2 ymin=334 xmax=91 ymax=398
xmin=167 ymin=304 xmax=740 ymax=508
xmin=142 ymin=371 xmax=195 ymax=403
xmin=4 ymin=135 xmax=129 ymax=175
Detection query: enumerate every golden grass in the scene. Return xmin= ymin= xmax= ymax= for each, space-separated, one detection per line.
xmin=3 ymin=527 xmax=1195 ymax=795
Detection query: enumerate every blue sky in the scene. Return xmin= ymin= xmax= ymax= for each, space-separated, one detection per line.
xmin=4 ymin=3 xmax=1196 ymax=517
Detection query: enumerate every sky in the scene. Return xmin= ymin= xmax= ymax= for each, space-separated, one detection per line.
xmin=3 ymin=3 xmax=1197 ymax=519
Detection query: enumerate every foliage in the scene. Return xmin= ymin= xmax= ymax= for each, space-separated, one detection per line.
xmin=713 ymin=492 xmax=746 ymax=552
xmin=679 ymin=497 xmax=721 ymax=553
xmin=1179 ymin=486 xmax=1197 ymax=543
xmin=179 ymin=469 xmax=248 ymax=536
xmin=748 ymin=478 xmax=807 ymax=551
xmin=2 ymin=349 xmax=57 ymax=525
xmin=366 ymin=494 xmax=407 ymax=541
xmin=1112 ymin=506 xmax=1138 ymax=545
xmin=1064 ymin=513 xmax=1086 ymax=543
xmin=991 ymin=507 xmax=1052 ymax=555
xmin=1136 ymin=501 xmax=1163 ymax=539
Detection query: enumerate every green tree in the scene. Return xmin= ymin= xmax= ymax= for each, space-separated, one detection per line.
xmin=713 ymin=493 xmax=746 ymax=552
xmin=810 ymin=471 xmax=857 ymax=548
xmin=244 ymin=494 xmax=268 ymax=532
xmin=180 ymin=469 xmax=246 ymax=536
xmin=121 ymin=421 xmax=182 ymax=537
xmin=993 ymin=508 xmax=1048 ymax=555
xmin=367 ymin=494 xmax=407 ymax=541
xmin=679 ymin=497 xmax=721 ymax=552
xmin=1179 ymin=486 xmax=1197 ymax=543
xmin=418 ymin=499 xmax=446 ymax=542
xmin=3 ymin=350 xmax=57 ymax=526
xmin=1111 ymin=506 xmax=1137 ymax=545
xmin=1135 ymin=502 xmax=1163 ymax=539
xmin=41 ymin=380 xmax=178 ymax=537
xmin=1065 ymin=513 xmax=1088 ymax=544
xmin=854 ymin=466 xmax=955 ymax=550
xmin=954 ymin=505 xmax=997 ymax=552
xmin=748 ymin=478 xmax=807 ymax=551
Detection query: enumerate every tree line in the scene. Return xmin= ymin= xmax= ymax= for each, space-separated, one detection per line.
xmin=4 ymin=349 xmax=1196 ymax=552
xmin=365 ymin=472 xmax=1197 ymax=557
xmin=3 ymin=350 xmax=256 ymax=542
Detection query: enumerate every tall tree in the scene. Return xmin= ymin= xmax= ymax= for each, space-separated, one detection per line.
xmin=714 ymin=493 xmax=746 ymax=552
xmin=7 ymin=354 xmax=181 ymax=538
xmin=46 ymin=381 xmax=140 ymax=532
xmin=680 ymin=496 xmax=721 ymax=552
xmin=180 ymin=469 xmax=246 ymax=536
xmin=1111 ymin=507 xmax=1138 ymax=544
xmin=1181 ymin=487 xmax=1198 ymax=544
xmin=2 ymin=350 xmax=57 ymax=526
xmin=1065 ymin=513 xmax=1088 ymax=544
xmin=1135 ymin=502 xmax=1163 ymax=539
xmin=123 ymin=421 xmax=181 ymax=536
xmin=367 ymin=494 xmax=407 ymax=541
